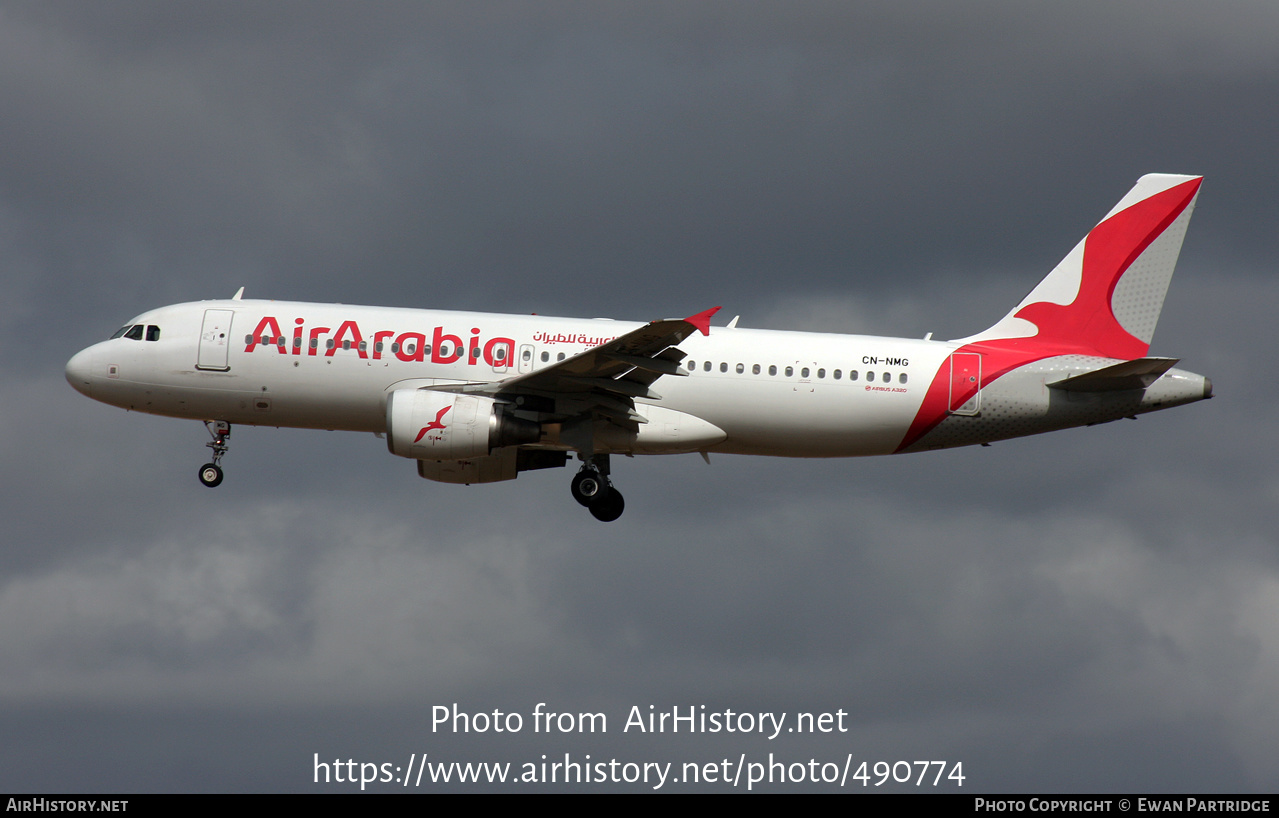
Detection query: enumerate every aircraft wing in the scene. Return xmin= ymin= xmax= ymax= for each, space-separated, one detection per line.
xmin=433 ymin=306 xmax=720 ymax=425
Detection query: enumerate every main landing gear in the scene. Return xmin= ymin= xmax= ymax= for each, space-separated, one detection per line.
xmin=571 ymin=454 xmax=625 ymax=522
xmin=198 ymin=420 xmax=230 ymax=488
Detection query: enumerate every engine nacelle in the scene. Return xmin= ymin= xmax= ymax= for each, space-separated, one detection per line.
xmin=386 ymin=389 xmax=540 ymax=461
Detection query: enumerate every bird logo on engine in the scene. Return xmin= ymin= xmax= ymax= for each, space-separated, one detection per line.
xmin=413 ymin=405 xmax=452 ymax=443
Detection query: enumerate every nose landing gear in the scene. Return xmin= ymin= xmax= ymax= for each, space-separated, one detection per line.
xmin=198 ymin=420 xmax=230 ymax=488
xmin=570 ymin=454 xmax=625 ymax=522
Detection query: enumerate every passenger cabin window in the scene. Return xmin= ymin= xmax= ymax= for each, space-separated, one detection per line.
xmin=769 ymin=365 xmax=777 ymax=376
xmin=752 ymin=364 xmax=760 ymax=375
xmin=735 ymin=363 xmax=744 ymax=374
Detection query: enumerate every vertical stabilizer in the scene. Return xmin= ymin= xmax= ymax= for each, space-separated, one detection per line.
xmin=897 ymin=174 xmax=1202 ymax=453
xmin=959 ymin=174 xmax=1201 ymax=360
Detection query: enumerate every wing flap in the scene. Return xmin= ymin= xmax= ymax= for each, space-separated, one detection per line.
xmin=603 ymin=352 xmax=688 ymax=376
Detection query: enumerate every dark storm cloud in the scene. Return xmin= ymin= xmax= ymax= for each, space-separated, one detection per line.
xmin=7 ymin=1 xmax=1276 ymax=335
xmin=3 ymin=1 xmax=1277 ymax=791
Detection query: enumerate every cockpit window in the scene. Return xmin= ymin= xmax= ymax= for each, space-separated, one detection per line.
xmin=110 ymin=325 xmax=132 ymax=340
xmin=146 ymin=325 xmax=160 ymax=342
xmin=124 ymin=325 xmax=145 ymax=341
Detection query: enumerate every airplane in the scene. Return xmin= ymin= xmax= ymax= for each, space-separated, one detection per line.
xmin=65 ymin=173 xmax=1211 ymax=522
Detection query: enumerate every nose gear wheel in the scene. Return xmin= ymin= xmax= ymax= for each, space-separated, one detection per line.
xmin=199 ymin=420 xmax=231 ymax=488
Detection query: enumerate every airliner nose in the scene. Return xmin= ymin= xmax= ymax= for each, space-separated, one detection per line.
xmin=65 ymin=347 xmax=95 ymax=396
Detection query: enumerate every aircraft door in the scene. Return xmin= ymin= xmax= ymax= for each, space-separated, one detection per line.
xmin=794 ymin=361 xmax=816 ymax=392
xmin=490 ymin=341 xmax=511 ymax=374
xmin=517 ymin=344 xmax=535 ymax=374
xmin=948 ymin=352 xmax=981 ymax=415
xmin=197 ymin=309 xmax=234 ymax=371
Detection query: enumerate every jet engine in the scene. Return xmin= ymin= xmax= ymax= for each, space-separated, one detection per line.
xmin=386 ymin=388 xmax=540 ymax=460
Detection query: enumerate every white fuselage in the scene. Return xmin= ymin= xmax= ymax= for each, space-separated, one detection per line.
xmin=62 ymin=175 xmax=1215 ymax=519
xmin=66 ymin=295 xmax=1213 ymax=466
xmin=66 ymin=298 xmax=953 ymax=458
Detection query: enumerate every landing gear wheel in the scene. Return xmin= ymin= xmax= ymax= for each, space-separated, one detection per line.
xmin=198 ymin=463 xmax=224 ymax=488
xmin=589 ymin=487 xmax=625 ymax=522
xmin=199 ymin=420 xmax=231 ymax=488
xmin=571 ymin=470 xmax=605 ymax=507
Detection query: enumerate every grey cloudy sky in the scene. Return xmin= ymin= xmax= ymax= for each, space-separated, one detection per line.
xmin=3 ymin=1 xmax=1278 ymax=792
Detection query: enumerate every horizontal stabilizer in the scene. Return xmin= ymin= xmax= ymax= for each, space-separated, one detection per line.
xmin=1048 ymin=358 xmax=1179 ymax=392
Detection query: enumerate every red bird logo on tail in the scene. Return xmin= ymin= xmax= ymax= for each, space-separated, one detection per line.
xmin=413 ymin=405 xmax=452 ymax=442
